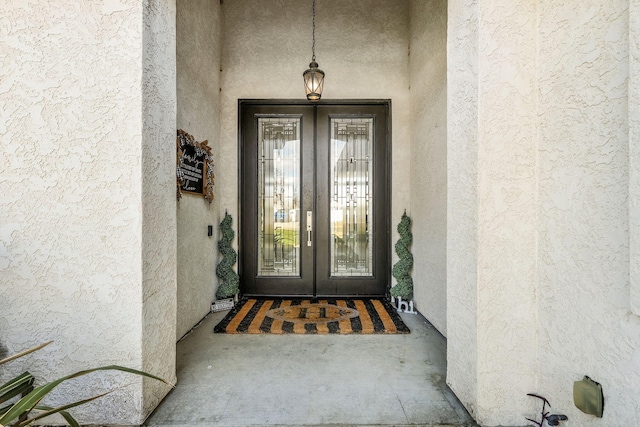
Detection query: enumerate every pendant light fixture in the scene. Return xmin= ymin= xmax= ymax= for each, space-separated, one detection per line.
xmin=303 ymin=0 xmax=324 ymax=101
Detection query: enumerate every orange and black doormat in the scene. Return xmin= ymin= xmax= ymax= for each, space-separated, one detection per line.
xmin=214 ymin=298 xmax=410 ymax=334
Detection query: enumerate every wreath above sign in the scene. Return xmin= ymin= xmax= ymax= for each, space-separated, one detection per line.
xmin=176 ymin=129 xmax=215 ymax=203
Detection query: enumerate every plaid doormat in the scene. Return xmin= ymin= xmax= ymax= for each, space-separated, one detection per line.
xmin=214 ymin=298 xmax=410 ymax=334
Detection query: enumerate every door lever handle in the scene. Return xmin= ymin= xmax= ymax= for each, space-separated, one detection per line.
xmin=306 ymin=211 xmax=312 ymax=246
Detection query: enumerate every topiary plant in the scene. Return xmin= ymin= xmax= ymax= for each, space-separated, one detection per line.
xmin=215 ymin=212 xmax=240 ymax=299
xmin=390 ymin=212 xmax=414 ymax=301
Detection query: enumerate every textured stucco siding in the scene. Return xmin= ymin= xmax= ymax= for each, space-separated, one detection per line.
xmin=176 ymin=0 xmax=222 ymax=341
xmin=446 ymin=0 xmax=479 ymax=418
xmin=219 ymin=0 xmax=411 ymax=261
xmin=0 ymin=1 xmax=175 ymax=424
xmin=631 ymin=0 xmax=640 ymax=315
xmin=448 ymin=1 xmax=539 ymax=423
xmin=537 ymin=2 xmax=640 ymax=425
xmin=409 ymin=0 xmax=448 ymax=335
xmin=448 ymin=1 xmax=640 ymax=425
xmin=475 ymin=0 xmax=539 ymax=424
xmin=141 ymin=0 xmax=178 ymax=419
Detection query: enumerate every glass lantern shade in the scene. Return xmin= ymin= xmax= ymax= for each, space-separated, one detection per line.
xmin=303 ymin=61 xmax=325 ymax=101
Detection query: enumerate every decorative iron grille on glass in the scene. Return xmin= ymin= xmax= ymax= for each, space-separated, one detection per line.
xmin=330 ymin=118 xmax=374 ymax=277
xmin=257 ymin=118 xmax=301 ymax=277
xmin=303 ymin=0 xmax=324 ymax=101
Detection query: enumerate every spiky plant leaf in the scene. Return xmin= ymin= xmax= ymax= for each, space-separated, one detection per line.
xmin=0 ymin=372 xmax=34 ymax=404
xmin=0 ymin=342 xmax=52 ymax=366
xmin=15 ymin=397 xmax=111 ymax=427
xmin=0 ymin=366 xmax=172 ymax=426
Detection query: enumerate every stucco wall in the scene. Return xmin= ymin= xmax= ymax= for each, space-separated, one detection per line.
xmin=449 ymin=1 xmax=539 ymax=423
xmin=536 ymin=2 xmax=640 ymax=425
xmin=176 ymin=0 xmax=222 ymax=340
xmin=409 ymin=0 xmax=448 ymax=335
xmin=448 ymin=1 xmax=640 ymax=425
xmin=631 ymin=0 xmax=640 ymax=315
xmin=219 ymin=0 xmax=411 ymax=266
xmin=141 ymin=0 xmax=178 ymax=418
xmin=446 ymin=0 xmax=479 ymax=417
xmin=475 ymin=0 xmax=539 ymax=424
xmin=0 ymin=1 xmax=175 ymax=424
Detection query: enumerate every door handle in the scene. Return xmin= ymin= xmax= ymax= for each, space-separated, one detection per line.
xmin=306 ymin=211 xmax=312 ymax=246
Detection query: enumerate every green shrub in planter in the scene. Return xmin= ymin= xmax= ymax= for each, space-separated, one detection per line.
xmin=390 ymin=213 xmax=414 ymax=301
xmin=216 ymin=212 xmax=240 ymax=299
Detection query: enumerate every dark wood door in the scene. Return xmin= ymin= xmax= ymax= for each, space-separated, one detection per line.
xmin=239 ymin=101 xmax=390 ymax=297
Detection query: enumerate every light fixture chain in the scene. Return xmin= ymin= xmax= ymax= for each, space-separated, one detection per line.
xmin=312 ymin=0 xmax=316 ymax=61
xmin=303 ymin=0 xmax=324 ymax=101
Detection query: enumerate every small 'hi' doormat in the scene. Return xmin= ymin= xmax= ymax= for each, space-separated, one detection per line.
xmin=214 ymin=298 xmax=410 ymax=334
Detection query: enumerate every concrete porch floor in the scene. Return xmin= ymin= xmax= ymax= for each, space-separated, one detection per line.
xmin=143 ymin=309 xmax=477 ymax=427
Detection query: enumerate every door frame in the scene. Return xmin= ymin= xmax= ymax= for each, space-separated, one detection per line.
xmin=237 ymin=99 xmax=392 ymax=298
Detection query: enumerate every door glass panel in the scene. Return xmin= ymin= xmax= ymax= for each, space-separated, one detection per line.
xmin=330 ymin=118 xmax=374 ymax=277
xmin=257 ymin=118 xmax=300 ymax=276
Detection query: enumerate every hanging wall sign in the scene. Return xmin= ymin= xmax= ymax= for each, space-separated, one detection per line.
xmin=181 ymin=143 xmax=205 ymax=193
xmin=176 ymin=129 xmax=215 ymax=203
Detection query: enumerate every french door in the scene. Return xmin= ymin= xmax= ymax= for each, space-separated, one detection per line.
xmin=239 ymin=100 xmax=390 ymax=297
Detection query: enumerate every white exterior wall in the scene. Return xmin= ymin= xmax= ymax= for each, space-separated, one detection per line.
xmin=448 ymin=0 xmax=538 ymax=424
xmin=448 ymin=0 xmax=640 ymax=425
xmin=446 ymin=0 xmax=479 ymax=416
xmin=630 ymin=0 xmax=640 ymax=315
xmin=219 ymin=0 xmax=411 ymax=257
xmin=409 ymin=0 xmax=448 ymax=335
xmin=176 ymin=0 xmax=222 ymax=340
xmin=0 ymin=1 xmax=176 ymax=424
xmin=141 ymin=0 xmax=178 ymax=417
xmin=537 ymin=1 xmax=640 ymax=425
xmin=475 ymin=0 xmax=539 ymax=424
